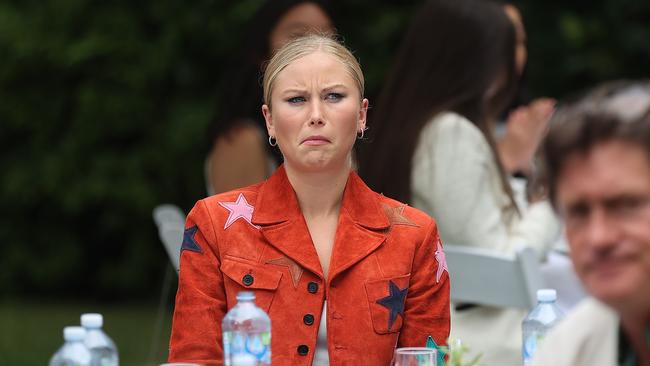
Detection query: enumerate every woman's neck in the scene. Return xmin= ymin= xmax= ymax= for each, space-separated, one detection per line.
xmin=284 ymin=162 xmax=350 ymax=219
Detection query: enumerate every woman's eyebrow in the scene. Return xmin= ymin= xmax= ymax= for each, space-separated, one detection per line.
xmin=322 ymin=84 xmax=348 ymax=92
xmin=279 ymin=87 xmax=307 ymax=95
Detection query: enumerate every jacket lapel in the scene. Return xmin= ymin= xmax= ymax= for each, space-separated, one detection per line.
xmin=253 ymin=166 xmax=324 ymax=278
xmin=252 ymin=167 xmax=391 ymax=282
xmin=328 ymin=172 xmax=390 ymax=282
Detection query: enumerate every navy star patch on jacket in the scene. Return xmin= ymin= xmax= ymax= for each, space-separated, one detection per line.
xmin=181 ymin=225 xmax=202 ymax=253
xmin=376 ymin=280 xmax=409 ymax=332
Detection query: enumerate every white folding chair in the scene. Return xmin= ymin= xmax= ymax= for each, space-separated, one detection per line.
xmin=149 ymin=204 xmax=186 ymax=363
xmin=152 ymin=204 xmax=186 ymax=273
xmin=445 ymin=244 xmax=543 ymax=309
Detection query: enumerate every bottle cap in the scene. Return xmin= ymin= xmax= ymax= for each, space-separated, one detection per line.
xmin=537 ymin=289 xmax=557 ymax=302
xmin=81 ymin=313 xmax=103 ymax=328
xmin=63 ymin=326 xmax=87 ymax=341
xmin=236 ymin=291 xmax=255 ymax=301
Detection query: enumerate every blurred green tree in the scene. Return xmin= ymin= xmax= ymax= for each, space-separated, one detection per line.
xmin=515 ymin=0 xmax=649 ymax=98
xmin=0 ymin=0 xmax=257 ymax=299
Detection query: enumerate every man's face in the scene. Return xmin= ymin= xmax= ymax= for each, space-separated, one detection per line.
xmin=556 ymin=140 xmax=650 ymax=313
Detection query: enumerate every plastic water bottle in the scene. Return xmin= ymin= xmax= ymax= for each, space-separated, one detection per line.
xmin=522 ymin=289 xmax=564 ymax=365
xmin=222 ymin=291 xmax=271 ymax=366
xmin=49 ymin=326 xmax=92 ymax=366
xmin=81 ymin=313 xmax=119 ymax=366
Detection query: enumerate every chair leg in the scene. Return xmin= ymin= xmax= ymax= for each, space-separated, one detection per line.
xmin=147 ymin=262 xmax=175 ymax=364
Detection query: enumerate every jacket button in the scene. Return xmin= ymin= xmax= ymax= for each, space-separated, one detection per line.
xmin=297 ymin=344 xmax=309 ymax=356
xmin=242 ymin=274 xmax=254 ymax=286
xmin=307 ymin=281 xmax=318 ymax=293
xmin=303 ymin=314 xmax=315 ymax=326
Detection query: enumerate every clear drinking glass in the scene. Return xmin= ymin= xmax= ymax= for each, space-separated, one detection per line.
xmin=391 ymin=347 xmax=437 ymax=366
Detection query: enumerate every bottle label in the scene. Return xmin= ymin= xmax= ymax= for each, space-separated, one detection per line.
xmin=522 ymin=332 xmax=544 ymax=365
xmin=223 ymin=331 xmax=271 ymax=366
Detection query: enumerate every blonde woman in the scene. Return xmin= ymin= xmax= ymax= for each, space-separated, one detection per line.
xmin=168 ymin=35 xmax=450 ymax=365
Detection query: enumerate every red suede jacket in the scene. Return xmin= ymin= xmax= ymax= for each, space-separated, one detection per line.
xmin=169 ymin=166 xmax=450 ymax=365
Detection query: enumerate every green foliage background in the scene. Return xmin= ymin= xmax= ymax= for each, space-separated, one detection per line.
xmin=1 ymin=0 xmax=648 ymax=301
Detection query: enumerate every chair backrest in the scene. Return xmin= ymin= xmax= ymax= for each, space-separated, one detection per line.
xmin=445 ymin=244 xmax=543 ymax=309
xmin=153 ymin=204 xmax=186 ymax=273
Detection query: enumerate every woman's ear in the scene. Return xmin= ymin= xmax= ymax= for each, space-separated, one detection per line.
xmin=358 ymin=98 xmax=369 ymax=133
xmin=262 ymin=104 xmax=274 ymax=137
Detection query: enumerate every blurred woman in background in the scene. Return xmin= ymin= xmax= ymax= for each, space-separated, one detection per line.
xmin=206 ymin=0 xmax=334 ymax=195
xmin=498 ymin=3 xmax=557 ymax=179
xmin=359 ymin=0 xmax=559 ymax=364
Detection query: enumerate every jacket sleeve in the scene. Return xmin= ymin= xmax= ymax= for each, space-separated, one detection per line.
xmin=168 ymin=199 xmax=226 ymax=366
xmin=398 ymin=219 xmax=451 ymax=348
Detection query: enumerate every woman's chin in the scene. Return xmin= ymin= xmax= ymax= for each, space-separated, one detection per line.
xmin=288 ymin=156 xmax=349 ymax=173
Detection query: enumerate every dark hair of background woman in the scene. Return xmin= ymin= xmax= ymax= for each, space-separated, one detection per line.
xmin=359 ymin=0 xmax=519 ymax=206
xmin=207 ymin=0 xmax=334 ymax=164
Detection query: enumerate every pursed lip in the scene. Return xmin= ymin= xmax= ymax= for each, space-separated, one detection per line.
xmin=301 ymin=135 xmax=331 ymax=145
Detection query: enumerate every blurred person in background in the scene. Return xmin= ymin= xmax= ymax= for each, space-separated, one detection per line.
xmin=206 ymin=0 xmax=335 ymax=195
xmin=169 ymin=34 xmax=450 ymax=366
xmin=359 ymin=0 xmax=560 ymax=364
xmin=498 ymin=3 xmax=556 ymax=179
xmin=532 ymin=81 xmax=650 ymax=366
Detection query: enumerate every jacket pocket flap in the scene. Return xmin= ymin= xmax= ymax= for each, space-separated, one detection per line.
xmin=365 ymin=274 xmax=411 ymax=334
xmin=221 ymin=257 xmax=283 ymax=290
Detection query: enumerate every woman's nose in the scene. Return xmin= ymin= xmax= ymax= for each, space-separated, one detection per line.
xmin=308 ymin=100 xmax=325 ymax=125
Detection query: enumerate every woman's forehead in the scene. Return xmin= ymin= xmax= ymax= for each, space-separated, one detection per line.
xmin=274 ymin=51 xmax=357 ymax=89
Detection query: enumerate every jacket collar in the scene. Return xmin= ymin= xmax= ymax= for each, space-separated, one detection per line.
xmin=252 ymin=165 xmax=390 ymax=280
xmin=253 ymin=165 xmax=389 ymax=229
xmin=252 ymin=165 xmax=299 ymax=225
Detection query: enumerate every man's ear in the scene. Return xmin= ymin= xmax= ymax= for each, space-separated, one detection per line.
xmin=262 ymin=104 xmax=274 ymax=137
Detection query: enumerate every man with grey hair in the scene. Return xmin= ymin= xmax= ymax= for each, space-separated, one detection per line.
xmin=531 ymin=81 xmax=650 ymax=366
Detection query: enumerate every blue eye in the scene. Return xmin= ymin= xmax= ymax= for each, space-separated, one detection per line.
xmin=287 ymin=96 xmax=306 ymax=104
xmin=326 ymin=93 xmax=344 ymax=101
